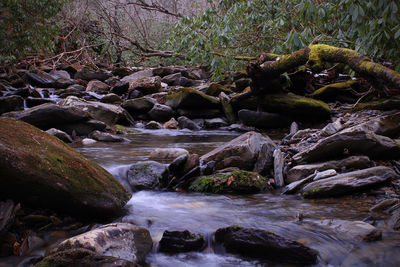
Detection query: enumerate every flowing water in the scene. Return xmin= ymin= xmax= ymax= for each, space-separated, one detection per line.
xmin=72 ymin=128 xmax=400 ymax=267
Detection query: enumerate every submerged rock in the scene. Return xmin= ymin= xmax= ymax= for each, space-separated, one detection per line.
xmin=0 ymin=118 xmax=131 ymax=217
xmin=189 ymin=170 xmax=271 ymax=194
xmin=215 ymin=226 xmax=318 ymax=265
xmin=159 ymin=230 xmax=205 ymax=253
xmin=127 ymin=161 xmax=168 ymax=190
xmin=301 ymin=166 xmax=396 ymax=198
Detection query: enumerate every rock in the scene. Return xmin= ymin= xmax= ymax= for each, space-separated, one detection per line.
xmin=164 ymin=87 xmax=220 ymax=110
xmin=0 ymin=118 xmax=131 ymax=216
xmin=3 ymin=103 xmax=90 ymax=130
xmin=82 ymin=138 xmax=97 ymax=145
xmin=153 ymin=66 xmax=182 ymax=77
xmin=313 ymin=169 xmax=337 ymax=181
xmin=173 ymin=166 xmax=201 ymax=189
xmin=86 ymin=80 xmax=110 ymax=94
xmin=89 ymin=130 xmax=125 ymax=142
xmin=273 ymin=149 xmax=285 ymax=187
xmin=148 ymin=104 xmax=174 ymax=122
xmin=0 ymin=95 xmax=24 ymax=115
xmin=189 ymin=170 xmax=271 ymax=194
xmin=215 ymin=226 xmax=318 ymax=265
xmin=200 ymin=131 xmax=276 ymax=171
xmin=234 ymin=78 xmax=251 ymax=91
xmin=127 ymin=161 xmax=168 ymax=190
xmin=389 ymin=208 xmax=400 ymax=230
xmin=168 ymin=154 xmax=189 ymax=178
xmin=59 ymin=96 xmax=134 ymax=126
xmin=286 ymin=156 xmax=372 ymax=183
xmin=58 ymin=120 xmax=107 ymax=136
xmin=293 ymin=130 xmax=400 ymax=163
xmin=177 ymin=116 xmax=201 ymax=131
xmin=320 ymin=118 xmax=343 ymax=137
xmin=49 ymin=223 xmax=152 ymax=264
xmin=161 ymin=73 xmax=198 ymax=87
xmin=369 ymin=199 xmax=399 ymax=212
xmin=0 ymin=200 xmax=20 ymax=235
xmin=238 ymin=109 xmax=291 ymax=128
xmin=282 ymin=173 xmax=316 ymax=194
xmin=24 ymin=71 xmax=72 ymax=88
xmin=145 ymin=121 xmax=163 ymax=129
xmin=110 ymin=81 xmax=129 ymax=96
xmin=301 ymin=166 xmax=397 ymax=198
xmin=315 ymin=220 xmax=382 ymax=241
xmin=177 ymin=108 xmax=222 ymax=119
xmin=204 ymin=118 xmax=228 ymax=128
xmin=163 ymin=118 xmax=178 ymax=129
xmin=74 ymin=69 xmax=112 ymax=81
xmin=206 ymin=83 xmax=232 ymax=96
xmin=49 ymin=69 xmax=71 ymax=80
xmin=351 ymin=96 xmax=400 ymax=112
xmin=57 ymin=84 xmax=86 ymax=98
xmin=149 ymin=148 xmax=189 ymax=161
xmin=121 ymin=69 xmax=154 ymax=83
xmin=159 ymin=230 xmax=205 ymax=253
xmin=122 ymin=97 xmax=157 ymax=116
xmin=100 ymin=93 xmax=122 ymax=104
xmin=46 ymin=128 xmax=73 ymax=143
xmin=35 ymin=248 xmax=136 ymax=267
xmin=290 ymin=122 xmax=299 ymax=135
xmin=219 ymin=92 xmax=236 ymax=124
xmin=129 ymin=76 xmax=161 ymax=95
xmin=25 ymin=97 xmax=55 ymax=108
xmin=253 ymin=140 xmax=278 ymax=175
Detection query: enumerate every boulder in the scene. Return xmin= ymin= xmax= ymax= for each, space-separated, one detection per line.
xmin=238 ymin=109 xmax=291 ymax=128
xmin=189 ymin=170 xmax=271 ymax=194
xmin=25 ymin=97 xmax=55 ymax=108
xmin=301 ymin=166 xmax=396 ymax=198
xmin=49 ymin=223 xmax=152 ymax=264
xmin=177 ymin=116 xmax=201 ymax=131
xmin=0 ymin=95 xmax=24 ymax=115
xmin=121 ymin=69 xmax=153 ymax=83
xmin=100 ymin=93 xmax=122 ymax=104
xmin=253 ymin=140 xmax=278 ymax=175
xmin=149 ymin=148 xmax=189 ymax=161
xmin=200 ymin=131 xmax=276 ymax=171
xmin=110 ymin=81 xmax=129 ymax=96
xmin=145 ymin=121 xmax=163 ymax=129
xmin=163 ymin=118 xmax=178 ymax=129
xmin=206 ymin=83 xmax=232 ymax=96
xmin=148 ymin=104 xmax=175 ymax=122
xmin=215 ymin=226 xmax=318 ymax=265
xmin=314 ymin=220 xmax=382 ymax=241
xmin=161 ymin=73 xmax=198 ymax=87
xmin=129 ymin=76 xmax=161 ymax=95
xmin=89 ymin=130 xmax=126 ymax=142
xmin=164 ymin=87 xmax=220 ymax=110
xmin=59 ymin=96 xmax=134 ymax=126
xmin=159 ymin=230 xmax=205 ymax=253
xmin=0 ymin=118 xmax=131 ymax=216
xmin=24 ymin=71 xmax=72 ymax=88
xmin=86 ymin=80 xmax=110 ymax=94
xmin=46 ymin=128 xmax=73 ymax=143
xmin=153 ymin=66 xmax=182 ymax=77
xmin=293 ymin=130 xmax=400 ymax=163
xmin=127 ymin=161 xmax=168 ymax=190
xmin=74 ymin=69 xmax=112 ymax=81
xmin=3 ymin=103 xmax=90 ymax=130
xmin=122 ymin=97 xmax=157 ymax=115
xmin=286 ymin=156 xmax=372 ymax=183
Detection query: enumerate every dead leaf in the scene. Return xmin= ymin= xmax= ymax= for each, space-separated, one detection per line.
xmin=227 ymin=176 xmax=235 ymax=186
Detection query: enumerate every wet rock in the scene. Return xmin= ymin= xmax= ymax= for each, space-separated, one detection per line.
xmin=49 ymin=223 xmax=152 ymax=264
xmin=3 ymin=103 xmax=90 ymax=130
xmin=110 ymin=81 xmax=129 ymax=96
xmin=127 ymin=161 xmax=168 ymax=190
xmin=0 ymin=200 xmax=20 ymax=235
xmin=159 ymin=230 xmax=205 ymax=253
xmin=219 ymin=92 xmax=236 ymax=124
xmin=189 ymin=170 xmax=271 ymax=194
xmin=164 ymin=87 xmax=220 ymax=110
xmin=215 ymin=226 xmax=318 ymax=265
xmin=35 ymin=248 xmax=137 ymax=267
xmin=282 ymin=173 xmax=316 ymax=194
xmin=129 ymin=76 xmax=161 ymax=95
xmin=74 ymin=69 xmax=112 ymax=81
xmin=320 ymin=118 xmax=343 ymax=137
xmin=82 ymin=138 xmax=97 ymax=145
xmin=0 ymin=118 xmax=131 ymax=217
xmin=161 ymin=73 xmax=198 ymax=87
xmin=149 ymin=148 xmax=189 ymax=161
xmin=301 ymin=166 xmax=396 ymax=198
xmin=57 ymin=84 xmax=86 ymax=98
xmin=86 ymin=80 xmax=110 ymax=94
xmin=253 ymin=140 xmax=278 ymax=175
xmin=145 ymin=121 xmax=163 ymax=129
xmin=168 ymin=154 xmax=189 ymax=178
xmin=122 ymin=97 xmax=157 ymax=115
xmin=100 ymin=93 xmax=122 ymax=104
xmin=0 ymin=95 xmax=24 ymax=115
xmin=58 ymin=119 xmax=107 ymax=136
xmin=59 ymin=96 xmax=134 ymax=126
xmin=46 ymin=128 xmax=73 ymax=143
xmin=293 ymin=131 xmax=400 ymax=163
xmin=238 ymin=109 xmax=291 ymax=129
xmin=121 ymin=69 xmax=153 ymax=83
xmin=49 ymin=69 xmax=71 ymax=80
xmin=200 ymin=131 xmax=276 ymax=171
xmin=153 ymin=66 xmax=182 ymax=77
xmin=148 ymin=104 xmax=174 ymax=122
xmin=163 ymin=118 xmax=178 ymax=129
xmin=273 ymin=149 xmax=285 ymax=187
xmin=388 ymin=208 xmax=400 ymax=230
xmin=286 ymin=156 xmax=372 ymax=183
xmin=177 ymin=116 xmax=201 ymax=131
xmin=177 ymin=108 xmax=222 ymax=119
xmin=24 ymin=71 xmax=72 ymax=88
xmin=315 ymin=220 xmax=382 ymax=241
xmin=204 ymin=118 xmax=228 ymax=128
xmin=89 ymin=130 xmax=125 ymax=142
xmin=369 ymin=199 xmax=399 ymax=212
xmin=313 ymin=169 xmax=337 ymax=181
xmin=25 ymin=97 xmax=55 ymax=108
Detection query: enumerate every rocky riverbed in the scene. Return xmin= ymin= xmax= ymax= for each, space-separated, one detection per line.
xmin=0 ymin=63 xmax=399 ymax=266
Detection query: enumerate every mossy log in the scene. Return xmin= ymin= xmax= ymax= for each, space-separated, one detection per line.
xmin=248 ymin=44 xmax=400 ymax=93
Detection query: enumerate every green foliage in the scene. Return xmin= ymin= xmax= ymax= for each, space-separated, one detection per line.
xmin=0 ymin=0 xmax=70 ymax=63
xmin=169 ymin=0 xmax=400 ymax=78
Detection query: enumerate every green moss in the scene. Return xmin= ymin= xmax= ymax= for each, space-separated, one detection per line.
xmin=312 ymin=80 xmax=357 ymax=100
xmin=231 ymin=225 xmax=242 ymax=230
xmin=114 ymin=124 xmax=141 ymax=134
xmin=164 ymin=87 xmax=220 ymax=109
xmin=206 ymin=83 xmax=233 ymax=96
xmin=303 ymin=187 xmax=321 ymax=198
xmin=350 ymin=97 xmax=400 ymax=112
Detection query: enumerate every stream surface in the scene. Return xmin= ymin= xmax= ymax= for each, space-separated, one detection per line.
xmin=74 ymin=128 xmax=400 ymax=267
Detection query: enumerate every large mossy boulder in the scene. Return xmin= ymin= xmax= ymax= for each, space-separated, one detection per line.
xmin=189 ymin=170 xmax=271 ymax=194
xmin=164 ymin=87 xmax=220 ymax=110
xmin=0 ymin=118 xmax=131 ymax=217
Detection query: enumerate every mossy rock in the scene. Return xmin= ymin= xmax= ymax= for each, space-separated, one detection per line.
xmin=0 ymin=118 xmax=131 ymax=218
xmin=206 ymin=83 xmax=233 ymax=97
xmin=164 ymin=87 xmax=220 ymax=109
xmin=189 ymin=170 xmax=271 ymax=194
xmin=312 ymin=80 xmax=358 ymax=101
xmin=351 ymin=97 xmax=400 ymax=112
